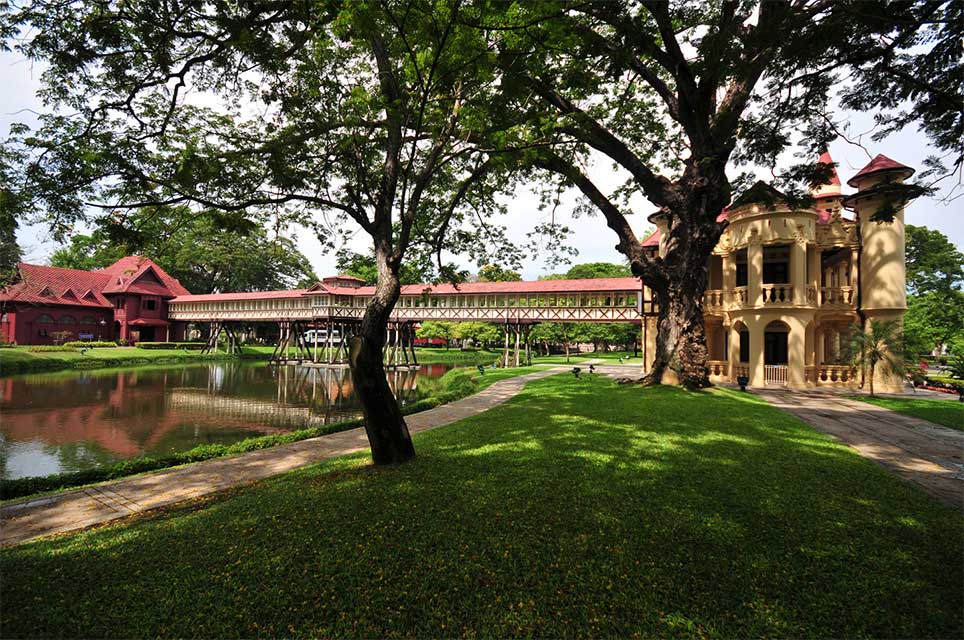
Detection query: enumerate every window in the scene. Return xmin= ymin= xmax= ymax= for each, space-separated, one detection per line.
xmin=142 ymin=298 xmax=157 ymax=311
xmin=739 ymin=329 xmax=750 ymax=363
xmin=37 ymin=314 xmax=54 ymax=324
xmin=113 ymin=298 xmax=124 ymax=309
xmin=59 ymin=315 xmax=77 ymax=325
xmin=80 ymin=316 xmax=98 ymax=325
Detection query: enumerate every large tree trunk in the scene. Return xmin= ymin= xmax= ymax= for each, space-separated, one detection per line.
xmin=637 ymin=181 xmax=723 ymax=389
xmin=348 ymin=263 xmax=416 ymax=465
xmin=644 ymin=280 xmax=711 ymax=388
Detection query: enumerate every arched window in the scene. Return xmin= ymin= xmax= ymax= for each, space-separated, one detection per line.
xmin=59 ymin=315 xmax=77 ymax=325
xmin=80 ymin=316 xmax=98 ymax=325
xmin=36 ymin=314 xmax=54 ymax=324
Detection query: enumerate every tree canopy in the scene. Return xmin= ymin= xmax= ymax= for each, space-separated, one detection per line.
xmin=49 ymin=207 xmax=317 ymax=294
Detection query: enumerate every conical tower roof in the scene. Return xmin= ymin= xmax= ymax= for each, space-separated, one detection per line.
xmin=847 ymin=154 xmax=914 ymax=187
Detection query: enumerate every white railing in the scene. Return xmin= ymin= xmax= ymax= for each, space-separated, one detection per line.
xmin=764 ymin=365 xmax=789 ymax=386
xmin=761 ymin=284 xmax=793 ymax=305
xmin=730 ymin=286 xmax=748 ymax=306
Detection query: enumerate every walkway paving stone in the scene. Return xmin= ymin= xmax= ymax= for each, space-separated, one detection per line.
xmin=0 ymin=366 xmax=571 ymax=547
xmin=755 ymin=389 xmax=963 ymax=509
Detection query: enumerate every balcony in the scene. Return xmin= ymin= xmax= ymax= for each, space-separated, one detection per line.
xmin=819 ymin=286 xmax=854 ymax=307
xmin=703 ymin=289 xmax=724 ymax=312
xmin=761 ymin=284 xmax=793 ymax=305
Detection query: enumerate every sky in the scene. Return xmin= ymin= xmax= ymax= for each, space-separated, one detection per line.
xmin=2 ymin=49 xmax=960 ymax=281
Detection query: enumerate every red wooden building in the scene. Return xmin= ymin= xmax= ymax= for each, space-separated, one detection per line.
xmin=0 ymin=257 xmax=190 ymax=345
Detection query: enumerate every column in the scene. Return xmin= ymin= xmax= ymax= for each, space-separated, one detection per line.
xmin=849 ymin=247 xmax=859 ymax=295
xmin=808 ymin=246 xmax=821 ymax=307
xmin=747 ymin=235 xmax=763 ymax=307
xmin=727 ymin=322 xmax=740 ymax=383
xmin=815 ymin=328 xmax=825 ymax=366
xmin=722 ymin=253 xmax=735 ymax=306
xmin=791 ymin=239 xmax=807 ymax=305
xmin=748 ymin=318 xmax=765 ymax=387
xmin=787 ymin=316 xmax=807 ymax=388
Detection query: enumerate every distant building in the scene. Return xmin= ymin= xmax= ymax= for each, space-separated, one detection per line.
xmin=0 ymin=256 xmax=190 ymax=345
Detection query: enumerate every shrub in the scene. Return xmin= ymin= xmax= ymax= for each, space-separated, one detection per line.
xmin=136 ymin=342 xmax=205 ymax=350
xmin=0 ymin=341 xmax=15 ymax=348
xmin=63 ymin=341 xmax=117 ymax=348
xmin=27 ymin=345 xmax=78 ymax=352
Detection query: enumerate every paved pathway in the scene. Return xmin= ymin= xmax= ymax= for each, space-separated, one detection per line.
xmin=1 ymin=366 xmax=572 ymax=547
xmin=755 ymin=389 xmax=963 ymax=509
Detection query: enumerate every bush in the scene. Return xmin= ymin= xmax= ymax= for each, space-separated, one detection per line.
xmin=136 ymin=342 xmax=205 ymax=350
xmin=63 ymin=341 xmax=117 ymax=348
xmin=0 ymin=341 xmax=15 ymax=348
xmin=27 ymin=345 xmax=77 ymax=352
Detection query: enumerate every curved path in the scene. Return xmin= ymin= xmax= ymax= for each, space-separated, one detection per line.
xmin=755 ymin=389 xmax=963 ymax=509
xmin=1 ymin=366 xmax=574 ymax=547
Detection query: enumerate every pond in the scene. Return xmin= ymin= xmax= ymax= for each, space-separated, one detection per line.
xmin=0 ymin=361 xmax=453 ymax=480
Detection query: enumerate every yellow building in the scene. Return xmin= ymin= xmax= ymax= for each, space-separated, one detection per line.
xmin=644 ymin=152 xmax=917 ymax=392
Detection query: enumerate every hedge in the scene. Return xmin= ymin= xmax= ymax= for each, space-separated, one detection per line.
xmin=136 ymin=342 xmax=206 ymax=350
xmin=63 ymin=341 xmax=117 ymax=348
xmin=0 ymin=366 xmax=489 ymax=500
xmin=27 ymin=345 xmax=77 ymax=352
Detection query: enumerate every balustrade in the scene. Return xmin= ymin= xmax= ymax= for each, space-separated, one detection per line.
xmin=809 ymin=364 xmax=856 ymax=385
xmin=707 ymin=360 xmax=729 ymax=378
xmin=761 ymin=284 xmax=793 ymax=305
xmin=733 ymin=364 xmax=750 ymax=378
xmin=703 ymin=289 xmax=724 ymax=311
xmin=819 ymin=286 xmax=854 ymax=307
xmin=729 ymin=286 xmax=748 ymax=306
xmin=806 ymin=285 xmax=818 ymax=306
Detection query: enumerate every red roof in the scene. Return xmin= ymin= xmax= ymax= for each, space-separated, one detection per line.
xmin=641 ymin=230 xmax=660 ymax=247
xmin=847 ymin=154 xmax=914 ymax=187
xmin=817 ymin=151 xmax=841 ymax=186
xmin=172 ymin=289 xmax=309 ymax=303
xmin=171 ymin=277 xmax=642 ymax=303
xmin=1 ymin=257 xmax=189 ymax=307
xmin=96 ymin=257 xmax=190 ymax=297
xmin=128 ymin=318 xmax=170 ymax=326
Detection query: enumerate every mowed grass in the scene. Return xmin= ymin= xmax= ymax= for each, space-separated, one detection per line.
xmin=852 ymin=395 xmax=964 ymax=431
xmin=2 ymin=378 xmax=961 ymax=638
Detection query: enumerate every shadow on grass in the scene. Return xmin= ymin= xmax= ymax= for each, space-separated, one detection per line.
xmin=2 ymin=378 xmax=961 ymax=639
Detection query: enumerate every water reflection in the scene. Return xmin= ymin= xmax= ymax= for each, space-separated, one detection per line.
xmin=0 ymin=362 xmax=451 ymax=480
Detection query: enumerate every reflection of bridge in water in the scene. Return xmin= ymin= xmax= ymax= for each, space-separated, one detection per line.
xmin=0 ymin=361 xmax=448 ymax=479
xmin=166 ymin=364 xmax=436 ymax=427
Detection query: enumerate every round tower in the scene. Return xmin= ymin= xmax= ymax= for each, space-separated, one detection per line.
xmin=844 ymin=154 xmax=917 ymax=392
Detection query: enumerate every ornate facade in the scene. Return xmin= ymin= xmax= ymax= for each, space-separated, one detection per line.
xmin=643 ymin=152 xmax=916 ymax=391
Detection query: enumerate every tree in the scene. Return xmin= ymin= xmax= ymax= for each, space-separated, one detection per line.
xmin=904 ymin=291 xmax=964 ymax=359
xmin=451 ymin=322 xmax=501 ymax=349
xmin=0 ymin=148 xmax=22 ymax=286
xmin=49 ymin=207 xmax=317 ymax=294
xmin=335 ymin=247 xmax=440 ymax=286
xmin=490 ymin=1 xmax=950 ymax=387
xmin=902 ymin=225 xmax=964 ymax=358
xmin=563 ymin=262 xmax=631 ymax=280
xmin=850 ymin=320 xmax=905 ymax=396
xmin=905 ymin=225 xmax=964 ymax=296
xmin=4 ymin=0 xmax=508 ymax=465
xmin=478 ymin=264 xmax=521 ymax=282
xmin=415 ymin=321 xmax=455 ymax=350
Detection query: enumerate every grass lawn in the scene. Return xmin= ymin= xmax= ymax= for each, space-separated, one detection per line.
xmin=2 ymin=378 xmax=960 ymax=638
xmin=852 ymin=395 xmax=964 ymax=431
